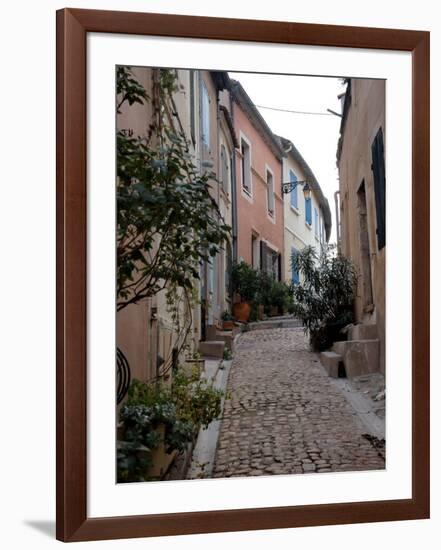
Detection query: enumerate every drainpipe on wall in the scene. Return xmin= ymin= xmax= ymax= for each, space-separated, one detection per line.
xmin=229 ymin=92 xmax=238 ymax=262
xmin=334 ymin=190 xmax=341 ymax=253
xmin=216 ymin=91 xmax=221 ymax=208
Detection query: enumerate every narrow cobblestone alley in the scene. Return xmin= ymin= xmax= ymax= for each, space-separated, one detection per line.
xmin=212 ymin=327 xmax=385 ymax=478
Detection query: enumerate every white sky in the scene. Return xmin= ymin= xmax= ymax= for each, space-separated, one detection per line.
xmin=229 ymin=72 xmax=346 ymax=244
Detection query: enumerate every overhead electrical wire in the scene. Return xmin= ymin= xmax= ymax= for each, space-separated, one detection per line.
xmin=255 ymin=104 xmax=336 ymax=116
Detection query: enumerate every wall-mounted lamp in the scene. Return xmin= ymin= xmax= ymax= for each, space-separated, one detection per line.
xmin=282 ymin=180 xmax=311 ymax=201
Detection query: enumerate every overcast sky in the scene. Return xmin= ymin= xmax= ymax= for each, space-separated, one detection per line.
xmin=229 ymin=72 xmax=346 ymax=244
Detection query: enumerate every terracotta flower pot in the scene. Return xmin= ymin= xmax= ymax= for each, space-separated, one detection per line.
xmin=233 ymin=302 xmax=251 ymax=323
xmin=222 ymin=320 xmax=234 ymax=331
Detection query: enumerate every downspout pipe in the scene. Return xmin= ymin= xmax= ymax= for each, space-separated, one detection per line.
xmin=229 ymin=93 xmax=238 ymax=262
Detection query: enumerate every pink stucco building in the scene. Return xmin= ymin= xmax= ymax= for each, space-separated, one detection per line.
xmin=231 ymin=80 xmax=285 ymax=279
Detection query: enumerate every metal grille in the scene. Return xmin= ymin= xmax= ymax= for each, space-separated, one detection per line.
xmin=116 ymin=347 xmax=131 ymax=405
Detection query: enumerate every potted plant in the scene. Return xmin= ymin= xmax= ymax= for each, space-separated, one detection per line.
xmin=221 ymin=310 xmax=235 ymax=330
xmin=231 ymin=261 xmax=259 ymax=322
xmin=117 ymin=374 xmax=224 ymax=483
xmin=291 ymin=245 xmax=357 ymax=351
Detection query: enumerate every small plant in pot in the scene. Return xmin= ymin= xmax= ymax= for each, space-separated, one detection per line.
xmin=231 ymin=261 xmax=259 ymax=322
xmin=221 ymin=310 xmax=235 ymax=331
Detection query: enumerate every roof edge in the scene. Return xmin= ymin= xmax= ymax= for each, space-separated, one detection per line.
xmin=231 ymin=79 xmax=286 ymax=160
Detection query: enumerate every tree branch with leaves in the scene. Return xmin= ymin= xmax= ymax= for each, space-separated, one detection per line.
xmin=116 ymin=67 xmax=231 ymax=312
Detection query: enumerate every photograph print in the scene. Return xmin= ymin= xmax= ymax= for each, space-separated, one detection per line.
xmin=115 ymin=66 xmax=386 ymax=483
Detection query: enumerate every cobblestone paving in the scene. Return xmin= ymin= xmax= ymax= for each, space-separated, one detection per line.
xmin=212 ymin=328 xmax=385 ymax=477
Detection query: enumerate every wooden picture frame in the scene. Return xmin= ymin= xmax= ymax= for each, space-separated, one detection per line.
xmin=56 ymin=7 xmax=430 ymax=542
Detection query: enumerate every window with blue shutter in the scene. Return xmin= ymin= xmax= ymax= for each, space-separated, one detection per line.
xmin=289 ymin=170 xmax=298 ymax=209
xmin=291 ymin=247 xmax=300 ymax=284
xmin=314 ymin=208 xmax=318 ymax=237
xmin=305 ymin=197 xmax=312 ymax=225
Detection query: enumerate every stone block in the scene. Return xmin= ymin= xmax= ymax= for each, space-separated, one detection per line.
xmin=214 ymin=330 xmax=234 ymax=350
xmin=348 ymin=323 xmax=378 ymax=341
xmin=320 ymin=351 xmax=343 ymax=378
xmin=199 ymin=340 xmax=226 ymax=359
xmin=331 ymin=339 xmax=380 ymax=378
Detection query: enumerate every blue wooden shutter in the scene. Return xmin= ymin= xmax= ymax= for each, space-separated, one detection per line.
xmin=290 ymin=171 xmax=298 ymax=209
xmin=305 ymin=197 xmax=312 ymax=225
xmin=291 ymin=247 xmax=300 ymax=284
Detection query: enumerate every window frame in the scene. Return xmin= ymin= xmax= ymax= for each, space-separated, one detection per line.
xmin=239 ymin=132 xmax=252 ymax=199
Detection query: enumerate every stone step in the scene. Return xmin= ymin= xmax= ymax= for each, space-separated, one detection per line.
xmin=213 ymin=331 xmax=234 ymax=350
xmin=320 ymin=351 xmax=344 ymax=378
xmin=331 ymin=339 xmax=380 ymax=378
xmin=348 ymin=323 xmax=378 ymax=341
xmin=247 ymin=318 xmax=303 ymax=331
xmin=199 ymin=340 xmax=226 ymax=359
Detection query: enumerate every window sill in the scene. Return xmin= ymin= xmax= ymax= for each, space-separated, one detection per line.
xmin=290 ymin=205 xmax=300 ymax=215
xmin=305 ymin=222 xmax=312 ymax=230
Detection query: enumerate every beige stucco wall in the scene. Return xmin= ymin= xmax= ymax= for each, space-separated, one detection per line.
xmin=338 ymin=79 xmax=386 ymax=373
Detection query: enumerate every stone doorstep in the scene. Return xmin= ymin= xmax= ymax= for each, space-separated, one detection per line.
xmin=199 ymin=340 xmax=226 ymax=359
xmin=320 ymin=351 xmax=343 ymax=378
xmin=213 ymin=330 xmax=234 ymax=351
xmin=332 ymin=339 xmax=380 ymax=379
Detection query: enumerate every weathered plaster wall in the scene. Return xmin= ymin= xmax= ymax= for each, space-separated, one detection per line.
xmin=338 ymin=79 xmax=386 ymax=373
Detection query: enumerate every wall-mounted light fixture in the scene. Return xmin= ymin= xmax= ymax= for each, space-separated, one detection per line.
xmin=282 ymin=180 xmax=311 ymax=201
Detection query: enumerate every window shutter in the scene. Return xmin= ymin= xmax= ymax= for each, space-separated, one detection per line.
xmin=290 ymin=171 xmax=298 ymax=209
xmin=260 ymin=240 xmax=267 ymax=273
xmin=277 ymin=254 xmax=282 ymax=281
xmin=371 ymin=127 xmax=386 ymax=250
xmin=291 ymin=247 xmax=300 ymax=284
xmin=305 ymin=197 xmax=312 ymax=225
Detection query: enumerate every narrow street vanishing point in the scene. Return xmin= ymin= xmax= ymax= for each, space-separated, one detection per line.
xmin=212 ymin=327 xmax=385 ymax=477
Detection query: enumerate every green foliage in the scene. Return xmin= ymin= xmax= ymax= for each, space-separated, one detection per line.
xmin=249 ymin=302 xmax=260 ymax=322
xmin=291 ymin=245 xmax=357 ymax=351
xmin=231 ymin=261 xmax=260 ymax=303
xmin=117 ymin=371 xmax=223 ymax=482
xmin=116 ymin=67 xmax=231 ymax=310
xmin=257 ymin=271 xmax=293 ymax=315
xmin=268 ymin=280 xmax=294 ymax=313
xmin=221 ymin=310 xmax=234 ymax=321
xmin=256 ymin=270 xmax=274 ymax=313
xmin=232 ymin=261 xmax=294 ymax=315
xmin=116 ymin=66 xmax=150 ymax=112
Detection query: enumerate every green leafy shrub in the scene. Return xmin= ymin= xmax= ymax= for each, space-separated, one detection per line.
xmin=221 ymin=310 xmax=234 ymax=321
xmin=257 ymin=271 xmax=293 ymax=315
xmin=117 ymin=370 xmax=223 ymax=482
xmin=291 ymin=245 xmax=357 ymax=351
xmin=231 ymin=261 xmax=260 ymax=303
